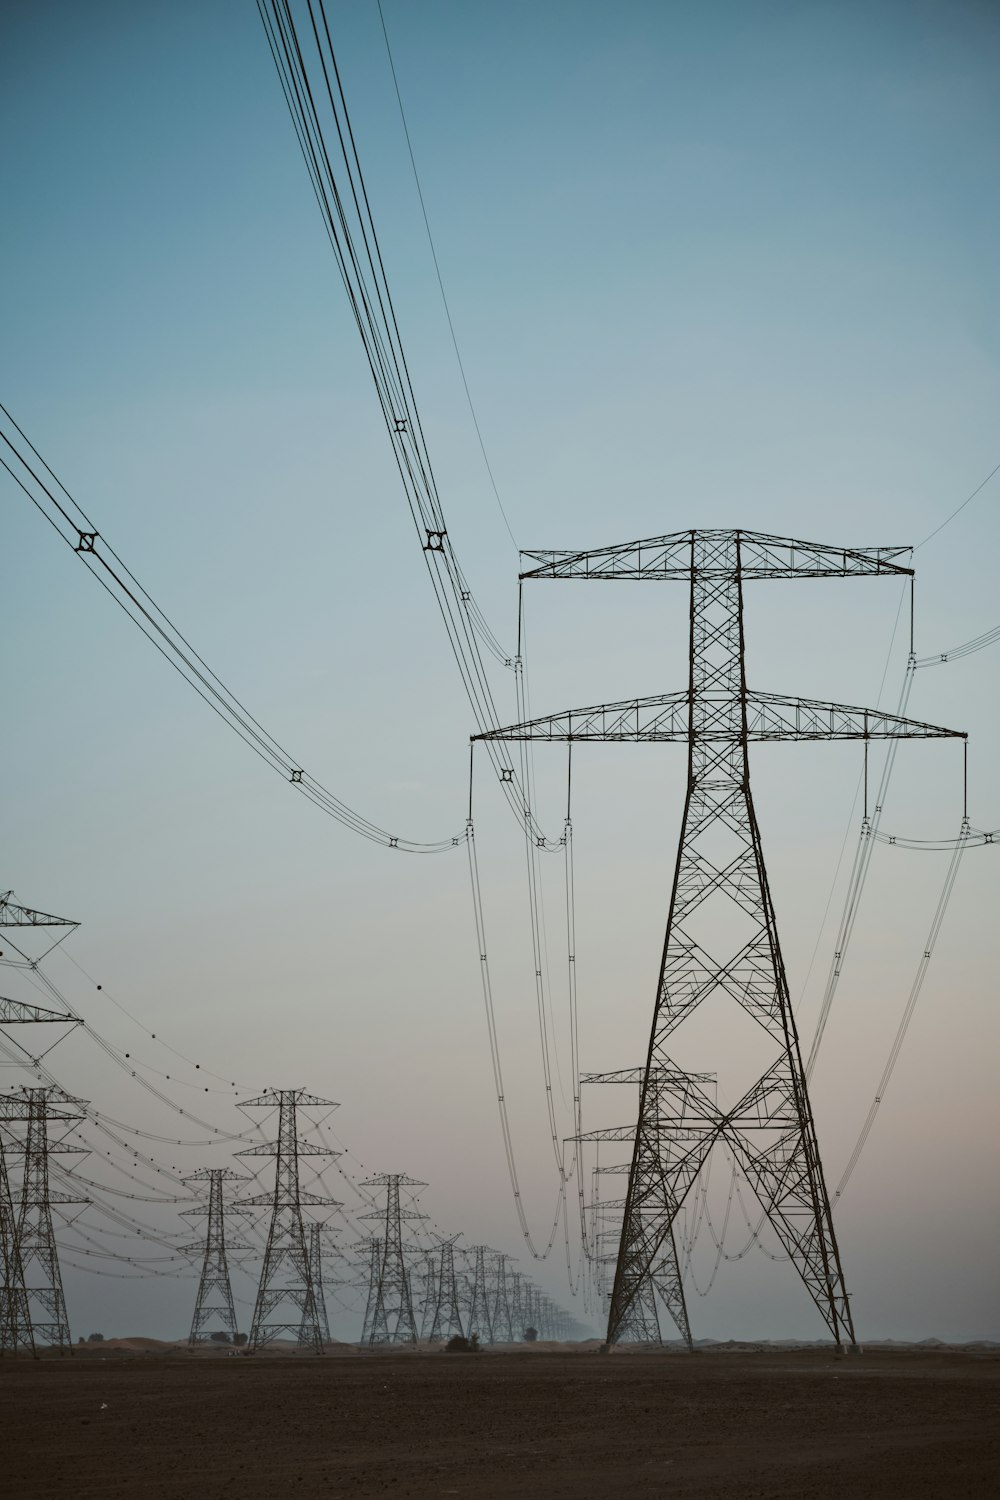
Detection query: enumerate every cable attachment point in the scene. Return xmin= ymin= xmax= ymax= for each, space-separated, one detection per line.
xmin=389 ymin=837 xmax=398 ymax=848
xmin=75 ymin=531 xmax=98 ymax=552
xmin=424 ymin=530 xmax=446 ymax=552
xmin=289 ymin=769 xmax=303 ymax=784
xmin=393 ymin=417 xmax=408 ymax=433
xmin=500 ymin=768 xmax=514 ymax=782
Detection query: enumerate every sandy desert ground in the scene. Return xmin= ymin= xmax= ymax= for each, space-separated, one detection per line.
xmin=1 ymin=1344 xmax=997 ymax=1498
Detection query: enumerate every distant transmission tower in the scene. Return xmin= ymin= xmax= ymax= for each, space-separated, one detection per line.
xmin=182 ymin=1168 xmax=247 ymax=1345
xmin=509 ymin=1271 xmax=524 ymax=1340
xmin=576 ymin=1068 xmax=699 ymax=1347
xmin=300 ymin=1223 xmax=335 ymax=1346
xmin=465 ymin=1244 xmax=494 ymax=1343
xmin=360 ymin=1173 xmax=425 ymax=1346
xmin=428 ymin=1236 xmax=465 ymax=1343
xmin=0 ymin=1089 xmax=87 ymax=1352
xmin=480 ymin=529 xmax=964 ymax=1350
xmin=417 ymin=1250 xmax=438 ymax=1339
xmin=0 ymin=995 xmax=82 ymax=1359
xmin=491 ymin=1252 xmax=514 ymax=1342
xmin=0 ymin=1135 xmax=32 ymax=1356
xmin=236 ymin=1090 xmax=340 ymax=1352
xmin=355 ymin=1236 xmax=383 ymax=1345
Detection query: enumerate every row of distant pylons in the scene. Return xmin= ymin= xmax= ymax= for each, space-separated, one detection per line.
xmin=188 ymin=1090 xmax=580 ymax=1350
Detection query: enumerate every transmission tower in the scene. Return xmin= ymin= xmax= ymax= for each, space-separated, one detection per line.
xmin=575 ymin=1068 xmax=701 ymax=1347
xmin=428 ymin=1236 xmax=465 ymax=1343
xmin=182 ymin=1168 xmax=247 ymax=1345
xmin=300 ymin=1223 xmax=338 ymax=1346
xmin=465 ymin=1244 xmax=494 ymax=1343
xmin=0 ymin=996 xmax=82 ymax=1358
xmin=491 ymin=1252 xmax=514 ymax=1342
xmin=0 ymin=1088 xmax=87 ymax=1351
xmin=236 ymin=1090 xmax=340 ymax=1352
xmin=417 ymin=1250 xmax=438 ymax=1339
xmin=509 ymin=1270 xmax=525 ymax=1340
xmin=480 ymin=529 xmax=964 ymax=1350
xmin=0 ymin=1134 xmax=32 ymax=1356
xmin=359 ymin=1174 xmax=424 ymax=1345
xmin=354 ymin=1236 xmax=383 ymax=1345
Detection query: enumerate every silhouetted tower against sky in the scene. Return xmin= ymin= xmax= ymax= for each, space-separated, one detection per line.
xmin=300 ymin=1223 xmax=334 ymax=1345
xmin=355 ymin=1236 xmax=382 ymax=1345
xmin=428 ymin=1236 xmax=464 ymax=1343
xmin=491 ymin=1252 xmax=514 ymax=1342
xmin=1 ymin=1088 xmax=87 ymax=1351
xmin=479 ymin=529 xmax=964 ymax=1350
xmin=237 ymin=1090 xmax=340 ymax=1352
xmin=465 ymin=1244 xmax=494 ymax=1343
xmin=0 ymin=991 xmax=82 ymax=1359
xmin=183 ymin=1168 xmax=247 ymax=1345
xmin=360 ymin=1173 xmax=425 ymax=1346
xmin=0 ymin=1136 xmax=32 ymax=1356
xmin=576 ymin=1068 xmax=699 ymax=1347
xmin=418 ymin=1250 xmax=437 ymax=1339
xmin=509 ymin=1271 xmax=525 ymax=1339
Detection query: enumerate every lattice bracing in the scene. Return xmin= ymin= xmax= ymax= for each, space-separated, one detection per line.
xmin=480 ymin=528 xmax=965 ymax=1350
xmin=236 ymin=1090 xmax=340 ymax=1352
xmin=183 ymin=1168 xmax=247 ymax=1345
xmin=359 ymin=1173 xmax=425 ymax=1346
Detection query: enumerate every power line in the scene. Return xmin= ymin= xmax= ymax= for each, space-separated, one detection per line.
xmin=376 ymin=0 xmax=518 ymax=551
xmin=915 ymin=457 xmax=1000 ymax=549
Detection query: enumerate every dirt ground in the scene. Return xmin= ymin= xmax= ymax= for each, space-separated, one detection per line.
xmin=1 ymin=1346 xmax=997 ymax=1498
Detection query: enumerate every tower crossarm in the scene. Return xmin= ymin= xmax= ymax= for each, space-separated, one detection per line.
xmin=0 ymin=1096 xmax=86 ymax=1123
xmin=581 ymin=1068 xmax=715 ymax=1086
xmin=474 ymin=691 xmax=962 ymax=744
xmin=235 ymin=1190 xmax=340 ymax=1208
xmin=235 ymin=1142 xmax=340 ymax=1158
xmin=0 ymin=997 xmax=81 ymax=1025
xmin=0 ymin=892 xmax=80 ymax=928
xmin=239 ymin=1091 xmax=338 ymax=1110
xmin=519 ymin=529 xmax=913 ymax=581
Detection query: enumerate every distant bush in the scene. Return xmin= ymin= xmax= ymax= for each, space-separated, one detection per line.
xmin=524 ymin=1327 xmax=538 ymax=1343
xmin=209 ymin=1332 xmax=231 ymax=1344
xmin=233 ymin=1333 xmax=248 ymax=1346
xmin=88 ymin=1333 xmax=105 ymax=1343
xmin=445 ymin=1334 xmax=481 ymax=1354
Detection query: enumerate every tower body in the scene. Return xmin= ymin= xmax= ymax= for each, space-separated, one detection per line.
xmin=609 ymin=533 xmax=853 ymax=1344
xmin=360 ymin=1173 xmax=424 ymax=1345
xmin=237 ymin=1089 xmax=339 ymax=1352
xmin=14 ymin=1089 xmax=85 ymax=1351
xmin=184 ymin=1169 xmax=244 ymax=1345
xmin=477 ymin=528 xmax=960 ymax=1347
xmin=465 ymin=1245 xmax=494 ymax=1343
xmin=0 ymin=1139 xmax=33 ymax=1355
xmin=428 ymin=1238 xmax=464 ymax=1343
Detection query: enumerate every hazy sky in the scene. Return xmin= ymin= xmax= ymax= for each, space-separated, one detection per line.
xmin=3 ymin=0 xmax=999 ymax=1342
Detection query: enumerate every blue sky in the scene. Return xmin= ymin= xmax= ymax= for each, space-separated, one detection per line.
xmin=3 ymin=0 xmax=998 ymax=1341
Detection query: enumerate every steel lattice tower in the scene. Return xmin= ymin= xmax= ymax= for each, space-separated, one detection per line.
xmin=0 ymin=1089 xmax=87 ymax=1352
xmin=0 ymin=1134 xmax=33 ymax=1356
xmin=575 ymin=1068 xmax=701 ymax=1347
xmin=359 ymin=1173 xmax=425 ymax=1346
xmin=491 ymin=1252 xmax=514 ymax=1342
xmin=182 ymin=1168 xmax=247 ymax=1345
xmin=479 ymin=529 xmax=964 ymax=1350
xmin=465 ymin=1244 xmax=494 ymax=1343
xmin=417 ymin=1250 xmax=438 ymax=1340
xmin=236 ymin=1090 xmax=340 ymax=1352
xmin=509 ymin=1271 xmax=524 ymax=1340
xmin=300 ymin=1223 xmax=335 ymax=1345
xmin=355 ymin=1236 xmax=383 ymax=1345
xmin=428 ymin=1236 xmax=465 ymax=1343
